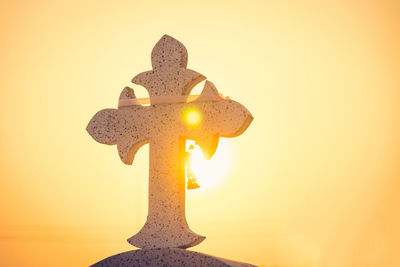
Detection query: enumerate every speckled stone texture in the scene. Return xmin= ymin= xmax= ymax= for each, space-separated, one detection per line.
xmin=86 ymin=35 xmax=253 ymax=250
xmin=91 ymin=248 xmax=257 ymax=267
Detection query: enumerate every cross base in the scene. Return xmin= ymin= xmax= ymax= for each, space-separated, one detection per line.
xmin=91 ymin=248 xmax=257 ymax=267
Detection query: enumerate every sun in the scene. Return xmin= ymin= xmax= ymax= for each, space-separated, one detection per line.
xmin=183 ymin=107 xmax=202 ymax=127
xmin=185 ymin=139 xmax=233 ymax=191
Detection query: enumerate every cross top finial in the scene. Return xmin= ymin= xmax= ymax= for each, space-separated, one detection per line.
xmin=151 ymin=35 xmax=188 ymax=70
xmin=132 ymin=35 xmax=205 ymax=101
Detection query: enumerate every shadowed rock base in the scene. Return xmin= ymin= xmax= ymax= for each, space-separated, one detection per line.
xmin=91 ymin=248 xmax=257 ymax=267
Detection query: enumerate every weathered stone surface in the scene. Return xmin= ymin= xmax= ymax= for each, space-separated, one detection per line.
xmin=132 ymin=35 xmax=205 ymax=100
xmin=91 ymin=248 xmax=257 ymax=267
xmin=86 ymin=35 xmax=253 ymax=249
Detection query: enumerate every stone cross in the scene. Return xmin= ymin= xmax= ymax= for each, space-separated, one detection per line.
xmin=87 ymin=35 xmax=253 ymax=249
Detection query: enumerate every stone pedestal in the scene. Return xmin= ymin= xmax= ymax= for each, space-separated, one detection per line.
xmin=91 ymin=248 xmax=257 ymax=267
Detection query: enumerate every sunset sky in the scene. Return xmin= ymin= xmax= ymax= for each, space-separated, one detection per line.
xmin=0 ymin=1 xmax=399 ymax=266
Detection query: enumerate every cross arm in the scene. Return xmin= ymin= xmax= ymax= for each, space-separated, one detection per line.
xmin=87 ymin=88 xmax=151 ymax=165
xmin=184 ymin=81 xmax=253 ymax=159
xmin=115 ymin=108 xmax=150 ymax=165
xmin=86 ymin=109 xmax=120 ymax=145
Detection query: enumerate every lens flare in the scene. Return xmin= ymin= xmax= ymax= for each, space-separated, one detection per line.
xmin=183 ymin=107 xmax=202 ymax=127
xmin=186 ymin=139 xmax=232 ymax=191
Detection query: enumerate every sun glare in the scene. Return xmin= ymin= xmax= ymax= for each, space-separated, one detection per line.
xmin=186 ymin=139 xmax=232 ymax=191
xmin=183 ymin=107 xmax=202 ymax=127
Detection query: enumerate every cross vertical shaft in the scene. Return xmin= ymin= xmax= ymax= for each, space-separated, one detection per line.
xmin=128 ymin=137 xmax=205 ymax=248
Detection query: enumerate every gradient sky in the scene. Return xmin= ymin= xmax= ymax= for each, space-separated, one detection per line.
xmin=0 ymin=1 xmax=399 ymax=266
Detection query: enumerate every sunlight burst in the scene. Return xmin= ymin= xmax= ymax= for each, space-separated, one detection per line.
xmin=186 ymin=139 xmax=233 ymax=191
xmin=183 ymin=107 xmax=202 ymax=127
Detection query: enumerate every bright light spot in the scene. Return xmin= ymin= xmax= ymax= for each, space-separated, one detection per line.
xmin=186 ymin=139 xmax=233 ymax=191
xmin=183 ymin=107 xmax=202 ymax=127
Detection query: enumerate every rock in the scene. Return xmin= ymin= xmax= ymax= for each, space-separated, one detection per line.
xmin=91 ymin=248 xmax=257 ymax=267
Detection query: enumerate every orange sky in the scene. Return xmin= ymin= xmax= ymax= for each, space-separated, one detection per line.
xmin=0 ymin=1 xmax=399 ymax=266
